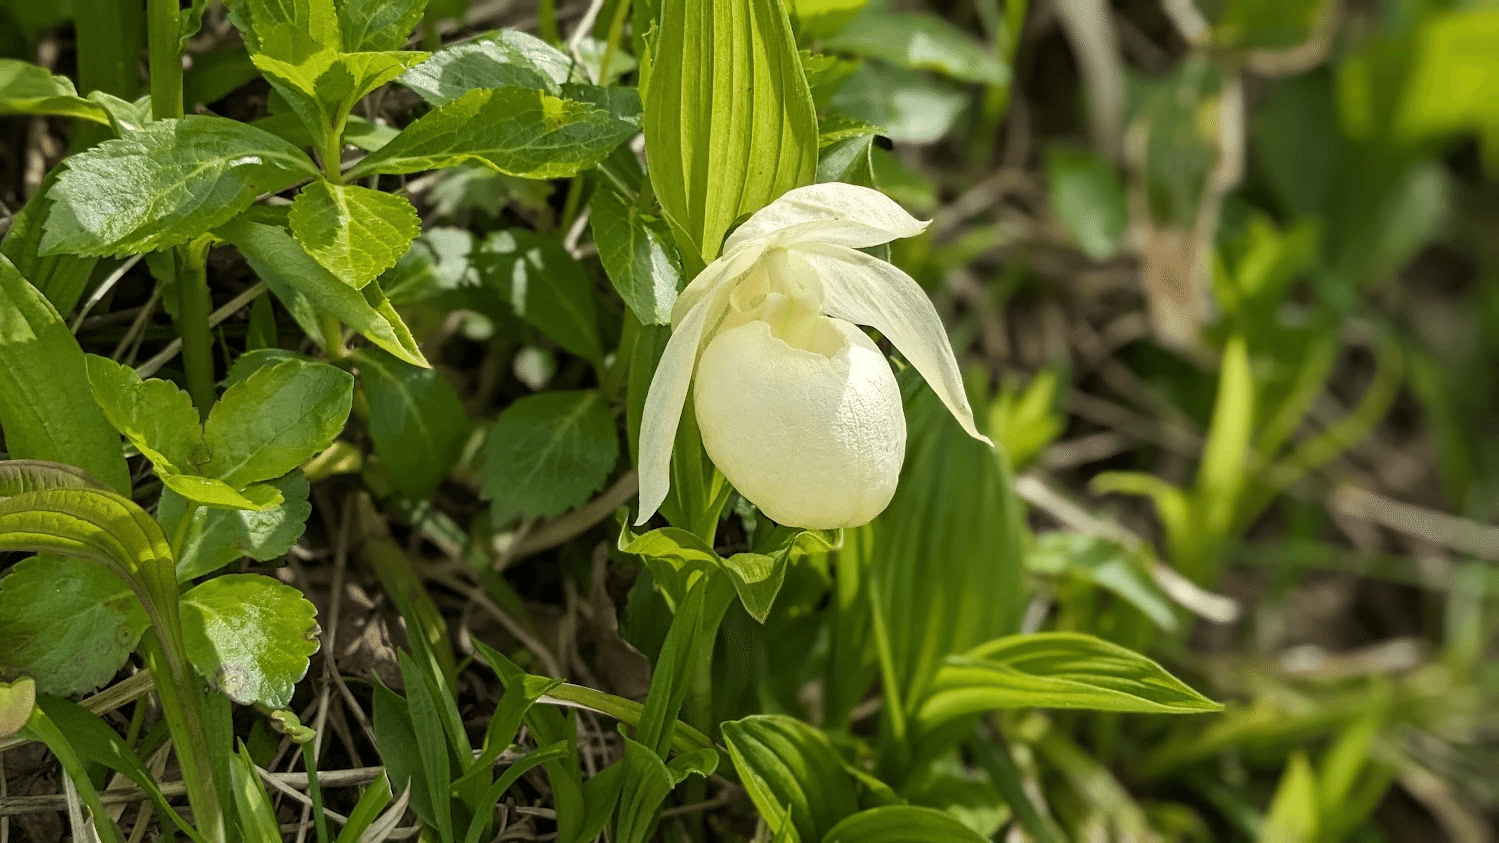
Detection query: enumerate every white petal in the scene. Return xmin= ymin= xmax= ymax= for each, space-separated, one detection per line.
xmin=635 ymin=281 xmax=734 ymax=525
xmin=724 ymin=183 xmax=928 ymax=254
xmin=797 ymin=241 xmax=991 ymax=444
xmin=670 ymin=239 xmax=769 ymax=326
xmin=693 ymin=316 xmax=906 ymax=529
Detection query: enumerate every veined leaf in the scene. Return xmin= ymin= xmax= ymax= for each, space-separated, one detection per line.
xmin=0 ymin=59 xmax=110 ymax=124
xmin=232 ymin=0 xmax=341 ymax=58
xmin=0 ymin=460 xmax=112 ymax=499
xmin=159 ymin=474 xmax=285 ymax=512
xmin=644 ymin=0 xmax=818 ymax=262
xmin=345 ymin=86 xmax=637 ymax=180
xmin=219 ymin=217 xmax=430 ymax=367
xmin=337 ymin=0 xmax=427 ymax=51
xmin=616 ymin=520 xmax=722 ymax=610
xmin=180 ymin=574 xmax=320 ymax=708
xmin=2 ymin=166 xmax=99 ymax=316
xmin=84 ymin=354 xmax=204 ymax=475
xmin=398 ymin=30 xmax=574 ymax=103
xmin=481 ymin=390 xmax=618 ymax=528
xmin=0 ymin=555 xmax=146 ymax=696
xmin=355 ymin=349 xmax=468 ymax=499
xmin=589 ymin=188 xmax=683 ymax=326
xmin=202 ymin=358 xmax=354 ymax=489
xmin=289 ymin=181 xmax=420 ymax=289
xmin=41 ymin=117 xmax=316 ymax=257
xmin=824 ymin=805 xmax=989 ymax=843
xmin=473 ymin=228 xmax=603 ymax=363
xmin=252 ymin=48 xmax=427 ymax=150
xmin=159 ymin=473 xmax=312 ymax=580
xmin=0 ymin=258 xmax=131 ymax=493
xmin=720 ymin=552 xmax=787 ymax=624
xmin=916 ymin=632 xmax=1221 ymax=729
xmin=721 ymin=714 xmax=861 ymax=843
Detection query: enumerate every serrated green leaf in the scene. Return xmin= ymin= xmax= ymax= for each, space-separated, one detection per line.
xmin=482 ymin=390 xmax=618 ymax=528
xmin=159 ymin=473 xmax=312 ymax=580
xmin=355 ymin=349 xmax=468 ymax=499
xmin=0 ymin=59 xmax=111 ymax=124
xmin=84 ymin=354 xmax=204 ymax=475
xmin=234 ymin=0 xmax=341 ymax=58
xmin=252 ymin=48 xmax=427 ymax=151
xmin=218 ymin=217 xmax=430 ymax=367
xmin=202 ymin=358 xmax=354 ymax=489
xmin=721 ymin=714 xmax=861 ymax=843
xmin=644 ymin=0 xmax=818 ymax=262
xmin=589 ymin=188 xmax=683 ymax=326
xmin=474 ymin=228 xmax=603 ymax=363
xmin=0 ymin=555 xmax=146 ymax=696
xmin=824 ymin=805 xmax=989 ymax=843
xmin=159 ymin=474 xmax=285 ymax=511
xmin=825 ymin=8 xmax=1007 ymax=85
xmin=0 ymin=257 xmax=131 ymax=493
xmin=398 ymin=30 xmax=573 ymax=103
xmin=180 ymin=574 xmax=319 ymax=708
xmin=40 ymin=117 xmax=316 ymax=257
xmin=337 ymin=0 xmax=427 ymax=51
xmin=0 ymin=678 xmax=33 ymax=740
xmin=289 ymin=181 xmax=420 ymax=289
xmin=917 ymin=633 xmax=1221 ymax=730
xmin=345 ymin=86 xmax=637 ymax=180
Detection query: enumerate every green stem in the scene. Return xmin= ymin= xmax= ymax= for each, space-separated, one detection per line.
xmin=174 ymin=242 xmax=216 ymax=418
xmin=319 ymin=312 xmax=349 ymax=362
xmin=539 ymin=0 xmax=561 ymax=45
xmin=301 ymin=741 xmax=332 ymax=843
xmin=596 ymin=0 xmax=633 ymax=84
xmin=170 ymin=501 xmax=199 ymax=560
xmin=141 ymin=632 xmax=225 ymax=843
xmin=147 ymin=0 xmax=183 ymax=120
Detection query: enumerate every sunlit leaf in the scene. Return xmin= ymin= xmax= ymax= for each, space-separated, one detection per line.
xmin=180 ymin=574 xmax=320 ymax=708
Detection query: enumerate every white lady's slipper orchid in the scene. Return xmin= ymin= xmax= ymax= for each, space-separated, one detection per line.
xmin=637 ymin=183 xmax=990 ymax=530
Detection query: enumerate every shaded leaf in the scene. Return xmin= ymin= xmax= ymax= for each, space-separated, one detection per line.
xmin=823 ymin=805 xmax=989 ymax=842
xmin=202 ymin=358 xmax=354 ymax=489
xmin=590 ymin=188 xmax=683 ymax=325
xmin=482 ymin=390 xmax=618 ymax=527
xmin=826 ymin=8 xmax=1007 ymax=85
xmin=721 ymin=714 xmax=862 ymax=843
xmin=0 ymin=59 xmax=110 ymax=124
xmin=473 ymin=228 xmax=603 ymax=362
xmin=1045 ymin=147 xmax=1127 ymax=262
xmin=355 ymin=348 xmax=468 ymax=499
xmin=398 ymin=30 xmax=573 ymax=103
xmin=158 ymin=472 xmax=313 ymax=580
xmin=0 ymin=555 xmax=145 ymax=696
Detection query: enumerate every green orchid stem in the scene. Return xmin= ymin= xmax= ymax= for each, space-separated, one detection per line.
xmin=319 ymin=312 xmax=350 ymax=362
xmin=147 ymin=0 xmax=183 ymax=120
xmin=174 ymin=242 xmax=216 ymax=418
xmin=142 ymin=631 xmax=226 ymax=843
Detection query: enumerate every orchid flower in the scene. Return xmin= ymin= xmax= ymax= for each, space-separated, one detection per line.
xmin=637 ymin=183 xmax=990 ymax=530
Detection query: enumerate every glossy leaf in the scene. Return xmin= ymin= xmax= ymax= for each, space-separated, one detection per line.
xmin=84 ymin=354 xmax=203 ymax=474
xmin=644 ymin=0 xmax=818 ymax=262
xmin=219 ymin=217 xmax=430 ymax=367
xmin=180 ymin=574 xmax=320 ymax=708
xmin=482 ymin=390 xmax=618 ymax=527
xmin=0 ymin=487 xmax=176 ymax=600
xmin=0 ymin=555 xmax=146 ymax=696
xmin=41 ymin=116 xmax=316 ymax=256
xmin=356 ymin=348 xmax=468 ymax=499
xmin=721 ymin=714 xmax=862 ymax=843
xmin=398 ymin=30 xmax=574 ymax=103
xmin=823 ymin=805 xmax=989 ymax=842
xmin=0 ymin=258 xmax=131 ymax=493
xmin=200 ymin=358 xmax=353 ymax=489
xmin=345 ymin=86 xmax=637 ymax=180
xmin=721 ymin=552 xmax=788 ymax=624
xmin=289 ymin=181 xmax=421 ymax=289
xmin=158 ymin=472 xmax=313 ymax=580
xmin=337 ymin=0 xmax=428 ymax=52
xmin=917 ymin=633 xmax=1221 ymax=729
xmin=590 ymin=187 xmax=683 ymax=325
xmin=473 ymin=228 xmax=603 ymax=363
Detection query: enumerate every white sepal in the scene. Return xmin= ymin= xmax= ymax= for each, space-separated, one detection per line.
xmin=724 ymin=183 xmax=928 ymax=253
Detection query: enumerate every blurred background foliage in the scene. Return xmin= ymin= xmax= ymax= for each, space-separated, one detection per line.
xmin=1 ymin=0 xmax=1496 ymax=840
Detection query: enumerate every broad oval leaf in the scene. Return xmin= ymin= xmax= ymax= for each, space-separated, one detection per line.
xmin=398 ymin=30 xmax=574 ymax=103
xmin=916 ymin=632 xmax=1222 ymax=730
xmin=289 ymin=181 xmax=420 ymax=289
xmin=0 ymin=257 xmax=131 ymax=493
xmin=481 ymin=390 xmax=618 ymax=528
xmin=474 ymin=228 xmax=603 ymax=363
xmin=644 ymin=0 xmax=818 ymax=262
xmin=158 ymin=473 xmax=312 ymax=580
xmin=345 ymin=86 xmax=637 ymax=181
xmin=354 ymin=349 xmax=468 ymax=500
xmin=41 ymin=116 xmax=317 ymax=257
xmin=0 ymin=555 xmax=146 ymax=696
xmin=202 ymin=358 xmax=354 ymax=489
xmin=823 ymin=805 xmax=989 ymax=843
xmin=218 ymin=217 xmax=430 ymax=367
xmin=84 ymin=354 xmax=203 ymax=475
xmin=180 ymin=574 xmax=320 ymax=708
xmin=824 ymin=9 xmax=1008 ymax=85
xmin=721 ymin=714 xmax=861 ymax=843
xmin=589 ymin=187 xmax=683 ymax=326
